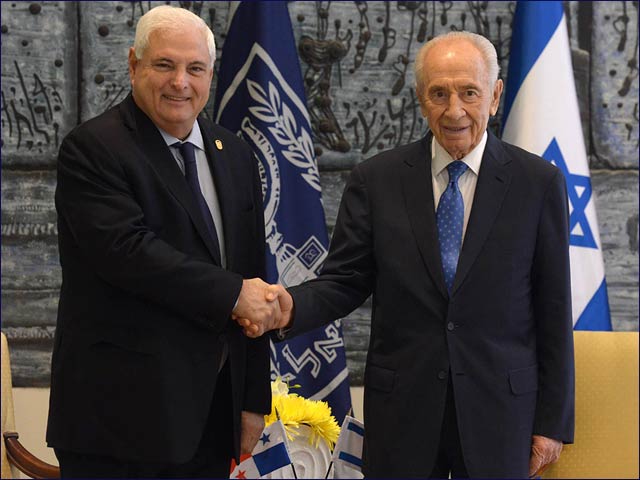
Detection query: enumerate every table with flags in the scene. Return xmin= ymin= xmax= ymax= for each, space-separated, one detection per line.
xmin=229 ymin=415 xmax=364 ymax=479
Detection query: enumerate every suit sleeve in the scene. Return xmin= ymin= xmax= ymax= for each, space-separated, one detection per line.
xmin=286 ymin=163 xmax=376 ymax=337
xmin=243 ymin=153 xmax=272 ymax=414
xmin=531 ymin=168 xmax=575 ymax=443
xmin=55 ymin=127 xmax=243 ymax=332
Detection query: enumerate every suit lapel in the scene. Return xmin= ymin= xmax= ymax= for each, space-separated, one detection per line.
xmin=200 ymin=120 xmax=238 ymax=269
xmin=121 ymin=95 xmax=223 ymax=264
xmin=451 ymin=132 xmax=512 ymax=295
xmin=401 ymin=133 xmax=449 ymax=299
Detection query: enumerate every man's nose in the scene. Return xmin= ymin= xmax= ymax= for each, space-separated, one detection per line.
xmin=445 ymin=94 xmax=466 ymax=120
xmin=170 ymin=68 xmax=189 ymax=89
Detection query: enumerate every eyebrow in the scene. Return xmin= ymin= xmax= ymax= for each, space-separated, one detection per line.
xmin=428 ymin=82 xmax=482 ymax=93
xmin=151 ymin=57 xmax=174 ymax=64
xmin=151 ymin=57 xmax=208 ymax=67
xmin=427 ymin=85 xmax=445 ymax=94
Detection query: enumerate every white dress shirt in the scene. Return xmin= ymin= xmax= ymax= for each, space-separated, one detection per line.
xmin=431 ymin=131 xmax=488 ymax=241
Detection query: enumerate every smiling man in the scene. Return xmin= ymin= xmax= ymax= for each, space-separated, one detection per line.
xmin=416 ymin=33 xmax=503 ymax=161
xmin=46 ymin=6 xmax=279 ymax=478
xmin=238 ymin=31 xmax=575 ymax=478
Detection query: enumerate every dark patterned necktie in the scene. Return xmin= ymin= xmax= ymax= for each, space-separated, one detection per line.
xmin=436 ymin=160 xmax=468 ymax=293
xmin=174 ymin=141 xmax=221 ymax=262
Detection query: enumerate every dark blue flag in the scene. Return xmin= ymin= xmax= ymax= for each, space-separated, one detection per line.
xmin=214 ymin=1 xmax=352 ymax=422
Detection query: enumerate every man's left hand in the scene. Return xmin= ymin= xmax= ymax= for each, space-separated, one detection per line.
xmin=240 ymin=411 xmax=265 ymax=455
xmin=529 ymin=434 xmax=562 ymax=477
xmin=235 ymin=284 xmax=293 ymax=338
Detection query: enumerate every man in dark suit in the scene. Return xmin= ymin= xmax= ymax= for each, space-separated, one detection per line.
xmin=238 ymin=31 xmax=575 ymax=478
xmin=46 ymin=6 xmax=279 ymax=478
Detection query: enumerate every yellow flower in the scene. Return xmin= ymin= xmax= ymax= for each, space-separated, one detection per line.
xmin=270 ymin=376 xmax=290 ymax=396
xmin=265 ymin=378 xmax=341 ymax=450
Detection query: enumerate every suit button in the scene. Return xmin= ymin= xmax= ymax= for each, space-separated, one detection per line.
xmin=447 ymin=321 xmax=455 ymax=331
xmin=438 ymin=370 xmax=447 ymax=380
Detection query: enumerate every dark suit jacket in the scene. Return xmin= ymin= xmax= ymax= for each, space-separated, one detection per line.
xmin=46 ymin=94 xmax=271 ymax=464
xmin=287 ymin=131 xmax=575 ymax=477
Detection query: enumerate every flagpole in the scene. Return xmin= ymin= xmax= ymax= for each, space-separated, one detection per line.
xmin=323 ymin=406 xmax=353 ymax=478
xmin=274 ymin=407 xmax=298 ymax=479
xmin=324 ymin=461 xmax=334 ymax=479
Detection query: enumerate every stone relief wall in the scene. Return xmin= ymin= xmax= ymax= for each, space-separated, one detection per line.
xmin=1 ymin=1 xmax=637 ymax=387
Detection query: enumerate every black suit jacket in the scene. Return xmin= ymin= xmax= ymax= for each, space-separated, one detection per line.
xmin=47 ymin=95 xmax=271 ymax=464
xmin=287 ymin=132 xmax=575 ymax=477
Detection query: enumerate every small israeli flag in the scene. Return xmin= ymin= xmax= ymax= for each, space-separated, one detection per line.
xmin=330 ymin=415 xmax=364 ymax=479
xmin=502 ymin=1 xmax=612 ymax=330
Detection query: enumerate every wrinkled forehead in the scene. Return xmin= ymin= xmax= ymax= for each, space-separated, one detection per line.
xmin=423 ymin=40 xmax=490 ymax=86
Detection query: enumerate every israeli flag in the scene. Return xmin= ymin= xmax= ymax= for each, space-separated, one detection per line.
xmin=330 ymin=415 xmax=364 ymax=479
xmin=502 ymin=1 xmax=612 ymax=330
xmin=214 ymin=1 xmax=352 ymax=421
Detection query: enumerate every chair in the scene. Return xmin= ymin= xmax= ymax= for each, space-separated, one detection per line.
xmin=1 ymin=332 xmax=60 ymax=479
xmin=543 ymin=331 xmax=639 ymax=479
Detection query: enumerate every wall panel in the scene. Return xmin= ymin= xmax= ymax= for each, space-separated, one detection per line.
xmin=1 ymin=1 xmax=77 ymax=167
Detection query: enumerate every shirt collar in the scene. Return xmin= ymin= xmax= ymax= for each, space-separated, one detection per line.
xmin=431 ymin=130 xmax=488 ymax=177
xmin=158 ymin=120 xmax=205 ymax=152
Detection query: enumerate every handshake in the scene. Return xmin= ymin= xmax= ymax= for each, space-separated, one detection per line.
xmin=231 ymin=278 xmax=294 ymax=338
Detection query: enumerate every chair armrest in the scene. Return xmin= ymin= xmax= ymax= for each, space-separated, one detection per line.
xmin=3 ymin=431 xmax=60 ymax=479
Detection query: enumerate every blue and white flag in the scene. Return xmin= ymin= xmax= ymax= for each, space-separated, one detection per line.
xmin=502 ymin=1 xmax=612 ymax=330
xmin=330 ymin=415 xmax=364 ymax=479
xmin=214 ymin=1 xmax=352 ymax=421
xmin=230 ymin=420 xmax=293 ymax=479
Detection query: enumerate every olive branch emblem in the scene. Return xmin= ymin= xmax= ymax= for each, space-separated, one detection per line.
xmin=246 ymin=79 xmax=321 ymax=192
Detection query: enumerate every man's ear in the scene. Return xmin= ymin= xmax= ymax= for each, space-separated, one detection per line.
xmin=128 ymin=47 xmax=138 ymax=84
xmin=490 ymin=78 xmax=504 ymax=116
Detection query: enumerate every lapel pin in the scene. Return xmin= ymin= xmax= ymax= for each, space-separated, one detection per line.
xmin=215 ymin=139 xmax=223 ymax=150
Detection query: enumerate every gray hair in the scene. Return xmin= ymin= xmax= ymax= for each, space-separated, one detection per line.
xmin=414 ymin=31 xmax=499 ymax=97
xmin=134 ymin=5 xmax=216 ymax=68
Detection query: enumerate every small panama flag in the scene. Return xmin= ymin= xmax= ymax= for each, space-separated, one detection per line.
xmin=329 ymin=415 xmax=364 ymax=479
xmin=230 ymin=420 xmax=294 ymax=479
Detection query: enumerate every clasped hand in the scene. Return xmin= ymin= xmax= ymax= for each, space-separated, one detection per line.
xmin=231 ymin=278 xmax=293 ymax=338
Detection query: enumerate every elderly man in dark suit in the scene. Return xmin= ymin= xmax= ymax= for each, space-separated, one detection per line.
xmin=46 ymin=6 xmax=279 ymax=478
xmin=238 ymin=31 xmax=575 ymax=478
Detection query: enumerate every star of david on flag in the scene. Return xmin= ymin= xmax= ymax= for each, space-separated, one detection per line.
xmin=214 ymin=1 xmax=353 ymax=421
xmin=542 ymin=138 xmax=596 ymax=249
xmin=229 ymin=420 xmax=293 ymax=479
xmin=502 ymin=0 xmax=612 ymax=330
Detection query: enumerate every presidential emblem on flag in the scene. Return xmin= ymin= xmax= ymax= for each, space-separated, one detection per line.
xmin=217 ymin=44 xmax=328 ymax=287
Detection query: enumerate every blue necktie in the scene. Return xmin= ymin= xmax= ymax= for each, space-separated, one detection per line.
xmin=436 ymin=160 xmax=468 ymax=293
xmin=174 ymin=141 xmax=221 ymax=262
